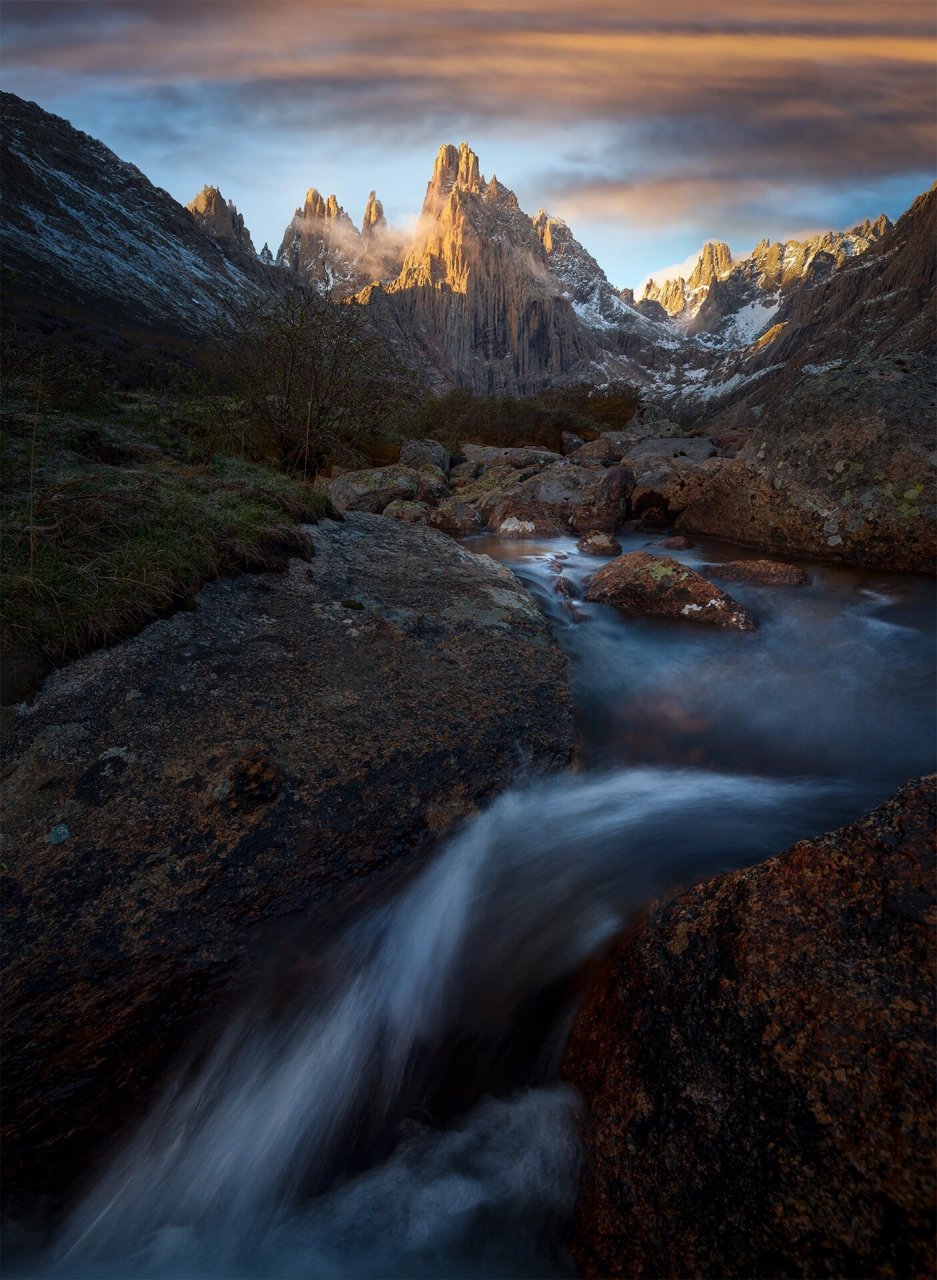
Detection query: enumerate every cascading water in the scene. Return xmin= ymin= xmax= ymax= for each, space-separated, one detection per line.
xmin=21 ymin=529 xmax=937 ymax=1280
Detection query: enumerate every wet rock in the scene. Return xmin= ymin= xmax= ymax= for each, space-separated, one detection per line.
xmin=661 ymin=535 xmax=693 ymax=549
xmin=329 ymin=464 xmax=423 ymax=514
xmin=382 ymin=499 xmax=432 ymax=524
xmin=565 ymin=776 xmax=937 ymax=1280
xmin=1 ymin=514 xmax=573 ymax=1213
xmin=706 ymin=558 xmax=808 ymax=585
xmin=488 ymin=503 xmax=568 ymax=538
xmin=398 ymin=438 xmax=450 ymax=476
xmin=584 ymin=552 xmax=756 ymax=630
xmin=577 ymin=532 xmax=622 ymax=556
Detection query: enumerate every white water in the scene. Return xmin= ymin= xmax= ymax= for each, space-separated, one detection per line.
xmin=22 ymin=531 xmax=937 ymax=1279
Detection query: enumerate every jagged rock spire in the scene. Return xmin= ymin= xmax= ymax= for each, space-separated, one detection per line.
xmin=362 ymin=190 xmax=386 ymax=237
xmin=423 ymin=142 xmax=482 ymax=213
xmin=186 ymin=184 xmax=255 ymax=254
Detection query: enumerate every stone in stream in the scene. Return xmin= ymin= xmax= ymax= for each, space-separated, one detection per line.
xmin=661 ymin=535 xmax=693 ymax=550
xmin=578 ymin=532 xmax=622 ymax=556
xmin=705 ymin=558 xmax=809 ymax=586
xmin=583 ymin=551 xmax=757 ymax=630
xmin=0 ymin=514 xmax=573 ymax=1215
xmin=564 ymin=775 xmax=937 ymax=1280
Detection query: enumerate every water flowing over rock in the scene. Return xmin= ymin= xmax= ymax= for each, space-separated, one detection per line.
xmin=0 ymin=515 xmax=573 ymax=1214
xmin=565 ymin=775 xmax=937 ymax=1280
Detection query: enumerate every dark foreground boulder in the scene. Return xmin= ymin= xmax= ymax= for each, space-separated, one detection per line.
xmin=0 ymin=514 xmax=573 ymax=1213
xmin=565 ymin=776 xmax=937 ymax=1279
xmin=584 ymin=552 xmax=757 ymax=631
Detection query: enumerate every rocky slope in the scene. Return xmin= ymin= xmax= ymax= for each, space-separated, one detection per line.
xmin=0 ymin=514 xmax=573 ymax=1213
xmin=565 ymin=775 xmax=936 ymax=1279
xmin=642 ymin=217 xmax=892 ymax=343
xmin=0 ymin=93 xmax=273 ymax=349
xmin=676 ymin=356 xmax=936 ymax=571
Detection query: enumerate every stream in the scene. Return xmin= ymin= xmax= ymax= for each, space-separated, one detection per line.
xmin=23 ymin=531 xmax=937 ymax=1280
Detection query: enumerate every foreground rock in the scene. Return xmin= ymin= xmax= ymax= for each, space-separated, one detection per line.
xmin=584 ymin=552 xmax=757 ymax=630
xmin=706 ymin=558 xmax=809 ymax=585
xmin=0 ymin=515 xmax=573 ymax=1212
xmin=565 ymin=776 xmax=936 ymax=1279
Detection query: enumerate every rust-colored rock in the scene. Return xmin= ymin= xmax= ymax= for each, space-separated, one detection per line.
xmin=706 ymin=558 xmax=808 ymax=585
xmin=578 ymin=532 xmax=622 ymax=556
xmin=0 ymin=514 xmax=573 ymax=1214
xmin=565 ymin=776 xmax=937 ymax=1279
xmin=584 ymin=552 xmax=756 ymax=630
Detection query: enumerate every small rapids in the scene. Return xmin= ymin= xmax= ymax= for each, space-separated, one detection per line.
xmin=21 ymin=531 xmax=937 ymax=1280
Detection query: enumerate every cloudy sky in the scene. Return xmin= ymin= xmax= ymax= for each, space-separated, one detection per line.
xmin=4 ymin=0 xmax=935 ymax=289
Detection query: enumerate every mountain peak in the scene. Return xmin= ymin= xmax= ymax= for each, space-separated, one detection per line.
xmin=426 ymin=142 xmax=482 ymax=206
xmin=186 ymin=184 xmax=255 ymax=254
xmin=302 ymin=189 xmax=350 ymax=225
xmin=688 ymin=241 xmax=733 ymax=289
xmin=362 ymin=190 xmax=386 ymax=237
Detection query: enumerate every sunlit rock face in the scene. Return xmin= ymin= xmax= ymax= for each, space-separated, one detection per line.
xmin=186 ymin=185 xmax=256 ymax=255
xmin=641 ymin=219 xmax=892 ymax=343
xmin=276 ymin=185 xmax=403 ymax=296
xmin=360 ymin=142 xmax=595 ymax=394
xmin=276 ymin=187 xmax=362 ymax=296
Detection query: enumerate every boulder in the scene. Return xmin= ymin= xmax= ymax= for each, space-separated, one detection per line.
xmin=571 ymin=437 xmax=627 ymax=466
xmin=678 ymin=359 xmax=936 ymax=572
xmin=414 ymin=465 xmax=450 ymax=504
xmin=488 ymin=503 xmax=568 ymax=538
xmin=584 ymin=552 xmax=756 ymax=630
xmin=623 ymin=436 xmax=717 ymax=468
xmin=706 ymin=558 xmax=808 ymax=585
xmin=1 ymin=514 xmax=573 ymax=1213
xmin=427 ymin=498 xmax=484 ymax=537
xmin=328 ymin=464 xmax=422 ymax=514
xmin=561 ymin=431 xmax=586 ymax=455
xmin=661 ymin=535 xmax=693 ymax=549
xmin=631 ymin=456 xmax=724 ymax=525
xmin=449 ymin=460 xmax=482 ymax=489
xmin=568 ymin=466 xmax=635 ymax=533
xmin=382 ymin=499 xmax=432 ymax=524
xmin=577 ymin=532 xmax=622 ymax=556
xmin=398 ymin=438 xmax=451 ymax=476
xmin=461 ymin=444 xmax=561 ymax=470
xmin=565 ymin=776 xmax=937 ymax=1280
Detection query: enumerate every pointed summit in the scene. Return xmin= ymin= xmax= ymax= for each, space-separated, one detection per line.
xmin=186 ymin=185 xmax=255 ymax=254
xmin=424 ymin=142 xmax=482 ymax=212
xmin=362 ymin=190 xmax=386 ymax=237
xmin=688 ymin=242 xmax=733 ymax=290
